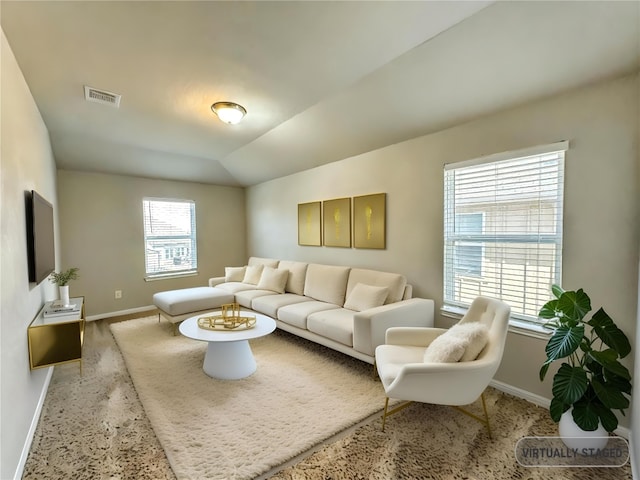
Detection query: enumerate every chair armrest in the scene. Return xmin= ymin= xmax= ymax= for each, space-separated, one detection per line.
xmin=209 ymin=276 xmax=225 ymax=287
xmin=353 ymin=298 xmax=435 ymax=356
xmin=385 ymin=327 xmax=447 ymax=347
xmin=386 ymin=358 xmax=500 ymax=405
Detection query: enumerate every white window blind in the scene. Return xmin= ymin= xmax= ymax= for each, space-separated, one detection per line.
xmin=143 ymin=198 xmax=197 ymax=278
xmin=443 ymin=142 xmax=567 ymax=324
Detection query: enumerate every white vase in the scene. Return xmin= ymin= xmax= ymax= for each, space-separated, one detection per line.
xmin=559 ymin=409 xmax=609 ymax=450
xmin=59 ymin=285 xmax=70 ymax=307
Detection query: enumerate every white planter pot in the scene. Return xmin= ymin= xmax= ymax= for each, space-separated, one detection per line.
xmin=559 ymin=409 xmax=609 ymax=450
xmin=59 ymin=285 xmax=70 ymax=307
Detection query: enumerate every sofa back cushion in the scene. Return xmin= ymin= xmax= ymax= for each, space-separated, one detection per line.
xmin=277 ymin=260 xmax=308 ymax=295
xmin=304 ymin=264 xmax=351 ymax=306
xmin=224 ymin=266 xmax=246 ymax=282
xmin=256 ymin=266 xmax=289 ymax=293
xmin=248 ymin=257 xmax=280 ymax=268
xmin=343 ymin=283 xmax=389 ymax=311
xmin=346 ymin=268 xmax=407 ymax=304
xmin=242 ymin=265 xmax=264 ymax=285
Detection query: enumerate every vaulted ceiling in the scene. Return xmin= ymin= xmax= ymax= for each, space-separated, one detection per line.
xmin=2 ymin=1 xmax=639 ymax=186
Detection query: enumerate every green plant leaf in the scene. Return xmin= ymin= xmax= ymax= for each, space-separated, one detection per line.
xmin=539 ymin=299 xmax=559 ymax=319
xmin=552 ymin=364 xmax=588 ymax=405
xmin=603 ymin=371 xmax=632 ymax=395
xmin=592 ymin=378 xmax=629 ymax=410
xmin=549 ymin=397 xmax=569 ymax=423
xmin=557 ymin=289 xmax=591 ymax=322
xmin=588 ymin=308 xmax=632 ymax=358
xmin=539 ymin=362 xmax=550 ymax=382
xmin=545 ymin=325 xmax=584 ymax=361
xmin=572 ymin=400 xmax=603 ymax=431
xmin=590 ymin=350 xmax=631 ymax=380
xmin=593 ymin=402 xmax=619 ymax=433
xmin=551 ymin=284 xmax=565 ymax=299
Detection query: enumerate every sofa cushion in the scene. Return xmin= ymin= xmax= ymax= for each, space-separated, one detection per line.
xmin=215 ymin=282 xmax=256 ymax=294
xmin=304 ymin=264 xmax=351 ymax=306
xmin=344 ymin=283 xmax=389 ymax=312
xmin=256 ymin=266 xmax=288 ymax=293
xmin=307 ymin=309 xmax=354 ymax=346
xmin=224 ymin=266 xmax=246 ymax=282
xmin=277 ymin=260 xmax=308 ymax=295
xmin=346 ymin=268 xmax=407 ymax=304
xmin=277 ymin=301 xmax=341 ymax=329
xmin=248 ymin=257 xmax=279 ymax=268
xmin=252 ymin=293 xmax=312 ymax=318
xmin=242 ymin=265 xmax=264 ymax=285
xmin=152 ymin=287 xmax=234 ymax=316
xmin=234 ymin=289 xmax=277 ymax=309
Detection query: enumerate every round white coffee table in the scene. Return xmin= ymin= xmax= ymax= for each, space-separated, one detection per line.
xmin=179 ymin=310 xmax=276 ymax=380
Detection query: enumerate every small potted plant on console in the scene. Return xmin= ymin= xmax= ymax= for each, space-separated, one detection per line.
xmin=49 ymin=267 xmax=79 ymax=307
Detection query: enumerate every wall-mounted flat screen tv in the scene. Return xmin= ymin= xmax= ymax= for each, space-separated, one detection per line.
xmin=26 ymin=190 xmax=55 ymax=284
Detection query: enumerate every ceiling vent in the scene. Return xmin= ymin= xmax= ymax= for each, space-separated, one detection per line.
xmin=84 ymin=85 xmax=121 ymax=108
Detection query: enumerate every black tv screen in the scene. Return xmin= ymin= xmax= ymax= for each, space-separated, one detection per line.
xmin=26 ymin=190 xmax=55 ymax=284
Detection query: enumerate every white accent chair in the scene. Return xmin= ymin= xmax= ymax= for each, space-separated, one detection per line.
xmin=374 ymin=296 xmax=511 ymax=437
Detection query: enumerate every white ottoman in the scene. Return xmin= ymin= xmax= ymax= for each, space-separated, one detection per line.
xmin=153 ymin=287 xmax=235 ymax=334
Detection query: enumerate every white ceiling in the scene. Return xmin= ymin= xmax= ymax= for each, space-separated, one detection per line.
xmin=2 ymin=1 xmax=639 ymax=187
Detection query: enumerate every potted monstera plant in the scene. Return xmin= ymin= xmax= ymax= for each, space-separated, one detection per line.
xmin=538 ymin=285 xmax=631 ymax=439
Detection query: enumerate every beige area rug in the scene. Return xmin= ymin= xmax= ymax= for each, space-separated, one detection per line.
xmin=110 ymin=316 xmax=387 ymax=480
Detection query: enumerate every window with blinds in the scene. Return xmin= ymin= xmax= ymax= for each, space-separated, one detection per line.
xmin=143 ymin=198 xmax=197 ymax=278
xmin=443 ymin=142 xmax=567 ymax=325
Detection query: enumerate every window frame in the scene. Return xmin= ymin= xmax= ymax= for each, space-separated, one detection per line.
xmin=142 ymin=197 xmax=198 ymax=280
xmin=443 ymin=141 xmax=567 ymax=331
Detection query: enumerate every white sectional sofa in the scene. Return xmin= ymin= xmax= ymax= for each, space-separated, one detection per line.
xmin=208 ymin=257 xmax=434 ymax=364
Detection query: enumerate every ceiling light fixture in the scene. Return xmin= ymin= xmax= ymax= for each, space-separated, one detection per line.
xmin=211 ymin=101 xmax=247 ymax=125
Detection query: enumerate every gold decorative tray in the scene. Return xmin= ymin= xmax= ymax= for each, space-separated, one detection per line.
xmin=197 ymin=303 xmax=256 ymax=331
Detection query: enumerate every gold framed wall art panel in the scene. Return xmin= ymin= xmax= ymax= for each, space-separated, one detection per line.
xmin=298 ymin=201 xmax=321 ymax=246
xmin=353 ymin=193 xmax=386 ymax=249
xmin=323 ymin=197 xmax=351 ymax=247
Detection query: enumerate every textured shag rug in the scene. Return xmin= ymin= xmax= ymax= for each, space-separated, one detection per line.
xmin=24 ymin=318 xmax=632 ymax=480
xmin=22 ymin=320 xmax=174 ymax=480
xmin=110 ymin=316 xmax=387 ymax=480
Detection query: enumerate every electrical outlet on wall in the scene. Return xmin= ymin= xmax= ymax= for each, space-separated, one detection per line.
xmin=115 ymin=290 xmax=122 ymax=299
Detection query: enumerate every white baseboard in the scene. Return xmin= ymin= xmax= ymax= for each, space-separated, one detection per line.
xmin=489 ymin=379 xmax=630 ymax=440
xmin=490 ymin=379 xmax=550 ymax=408
xmin=86 ymin=305 xmax=156 ymax=321
xmin=14 ymin=367 xmax=53 ymax=480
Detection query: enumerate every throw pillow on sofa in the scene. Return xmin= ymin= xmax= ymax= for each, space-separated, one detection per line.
xmin=243 ymin=265 xmax=264 ymax=285
xmin=423 ymin=321 xmax=489 ymax=363
xmin=225 ymin=266 xmax=246 ymax=282
xmin=257 ymin=266 xmax=289 ymax=293
xmin=344 ymin=283 xmax=389 ymax=312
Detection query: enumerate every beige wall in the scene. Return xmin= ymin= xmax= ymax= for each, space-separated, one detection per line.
xmin=57 ymin=171 xmax=246 ymax=317
xmin=247 ymin=73 xmax=639 ymax=427
xmin=1 ymin=30 xmax=59 ymax=479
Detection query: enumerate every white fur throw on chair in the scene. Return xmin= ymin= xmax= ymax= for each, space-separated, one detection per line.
xmin=423 ymin=322 xmax=489 ymax=363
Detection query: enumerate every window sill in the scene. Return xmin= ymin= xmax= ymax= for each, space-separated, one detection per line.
xmin=144 ymin=271 xmax=198 ymax=282
xmin=440 ymin=305 xmax=552 ymax=340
